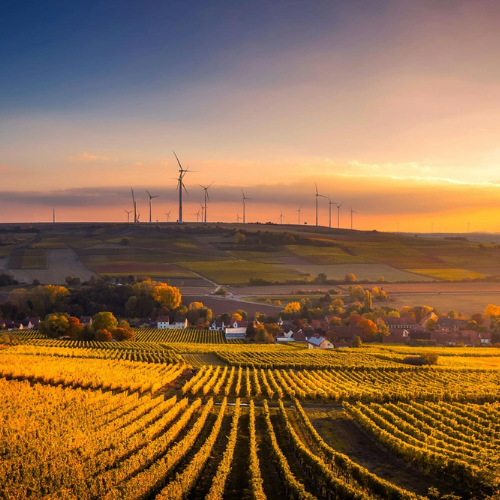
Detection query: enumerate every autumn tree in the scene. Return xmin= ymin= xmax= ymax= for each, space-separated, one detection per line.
xmin=67 ymin=316 xmax=83 ymax=340
xmin=95 ymin=329 xmax=113 ymax=341
xmin=348 ymin=285 xmax=364 ymax=301
xmin=153 ymin=284 xmax=182 ymax=309
xmin=254 ymin=324 xmax=274 ymax=343
xmin=363 ymin=290 xmax=373 ymax=310
xmin=484 ymin=304 xmax=500 ymax=318
xmin=284 ymin=302 xmax=301 ymax=316
xmin=345 ymin=273 xmax=357 ymax=283
xmin=388 ymin=310 xmax=400 ymax=318
xmin=231 ymin=313 xmax=243 ymax=323
xmin=92 ymin=311 xmax=118 ymax=332
xmin=39 ymin=313 xmax=70 ymax=338
xmin=357 ymin=318 xmax=378 ymax=341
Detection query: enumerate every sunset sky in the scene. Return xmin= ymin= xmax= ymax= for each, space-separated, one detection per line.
xmin=1 ymin=0 xmax=500 ymax=231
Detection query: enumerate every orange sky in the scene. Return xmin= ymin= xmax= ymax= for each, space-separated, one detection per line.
xmin=1 ymin=1 xmax=500 ymax=231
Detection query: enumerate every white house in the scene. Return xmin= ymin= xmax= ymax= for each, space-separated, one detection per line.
xmin=306 ymin=335 xmax=333 ymax=350
xmin=157 ymin=317 xmax=188 ymax=329
xmin=225 ymin=320 xmax=248 ymax=339
xmin=479 ymin=333 xmax=492 ymax=345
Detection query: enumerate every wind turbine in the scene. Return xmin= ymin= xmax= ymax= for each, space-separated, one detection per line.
xmin=199 ymin=182 xmax=213 ymax=223
xmin=236 ymin=214 xmax=241 ymax=223
xmin=146 ymin=190 xmax=159 ymax=223
xmin=164 ymin=211 xmax=172 ymax=222
xmin=173 ymin=152 xmax=193 ymax=224
xmin=200 ymin=203 xmax=205 ymax=223
xmin=124 ymin=210 xmax=132 ymax=223
xmin=336 ymin=202 xmax=343 ymax=229
xmin=279 ymin=211 xmax=286 ymax=225
xmin=328 ymin=196 xmax=337 ymax=228
xmin=242 ymin=190 xmax=252 ymax=224
xmin=297 ymin=206 xmax=302 ymax=225
xmin=350 ymin=207 xmax=358 ymax=230
xmin=315 ymin=183 xmax=326 ymax=226
xmin=131 ymin=188 xmax=137 ymax=223
xmin=193 ymin=209 xmax=201 ymax=223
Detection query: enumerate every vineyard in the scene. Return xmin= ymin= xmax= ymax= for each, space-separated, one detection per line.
xmin=8 ymin=248 xmax=48 ymax=269
xmin=1 ymin=340 xmax=499 ymax=499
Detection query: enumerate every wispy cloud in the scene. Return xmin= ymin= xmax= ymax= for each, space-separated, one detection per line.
xmin=68 ymin=152 xmax=111 ymax=162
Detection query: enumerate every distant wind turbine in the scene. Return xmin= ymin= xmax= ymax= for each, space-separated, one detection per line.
xmin=146 ymin=190 xmax=159 ymax=223
xmin=297 ymin=206 xmax=302 ymax=225
xmin=336 ymin=202 xmax=343 ymax=229
xmin=164 ymin=211 xmax=172 ymax=222
xmin=173 ymin=152 xmax=194 ymax=224
xmin=350 ymin=207 xmax=358 ymax=230
xmin=236 ymin=214 xmax=241 ymax=223
xmin=130 ymin=188 xmax=137 ymax=223
xmin=125 ymin=210 xmax=132 ymax=223
xmin=193 ymin=209 xmax=201 ymax=223
xmin=242 ymin=190 xmax=252 ymax=224
xmin=200 ymin=203 xmax=205 ymax=223
xmin=199 ymin=182 xmax=213 ymax=223
xmin=279 ymin=211 xmax=286 ymax=225
xmin=328 ymin=195 xmax=337 ymax=229
xmin=315 ymin=183 xmax=326 ymax=227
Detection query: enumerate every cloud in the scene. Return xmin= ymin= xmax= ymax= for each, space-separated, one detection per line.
xmin=68 ymin=152 xmax=111 ymax=162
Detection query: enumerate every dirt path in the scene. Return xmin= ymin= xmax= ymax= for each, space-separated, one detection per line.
xmin=305 ymin=408 xmax=465 ymax=498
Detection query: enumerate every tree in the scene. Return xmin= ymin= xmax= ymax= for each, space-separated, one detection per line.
xmin=351 ymin=335 xmax=362 ymax=348
xmin=316 ymin=273 xmax=327 ymax=284
xmin=153 ymin=284 xmax=182 ymax=309
xmin=357 ymin=318 xmax=378 ymax=341
xmin=348 ymin=286 xmax=364 ymax=301
xmin=234 ymin=232 xmax=246 ymax=244
xmin=246 ymin=322 xmax=256 ymax=341
xmin=113 ymin=326 xmax=135 ymax=341
xmin=332 ymin=298 xmax=344 ymax=308
xmin=231 ymin=313 xmax=243 ymax=323
xmin=95 ymin=329 xmax=113 ymax=341
xmin=92 ymin=312 xmax=118 ymax=332
xmin=471 ymin=313 xmax=484 ymax=324
xmin=254 ymin=324 xmax=274 ymax=343
xmin=39 ymin=313 xmax=70 ymax=338
xmin=284 ymin=302 xmax=301 ymax=315
xmin=273 ymin=300 xmax=282 ymax=306
xmin=345 ymin=273 xmax=357 ymax=283
xmin=67 ymin=316 xmax=83 ymax=340
xmin=348 ymin=314 xmax=362 ymax=326
xmin=388 ymin=310 xmax=400 ymax=318
xmin=328 ymin=316 xmax=342 ymax=326
xmin=447 ymin=310 xmax=458 ymax=319
xmin=425 ymin=318 xmax=437 ymax=330
xmin=264 ymin=323 xmax=282 ymax=337
xmin=484 ymin=304 xmax=500 ymax=318
xmin=363 ymin=290 xmax=372 ymax=310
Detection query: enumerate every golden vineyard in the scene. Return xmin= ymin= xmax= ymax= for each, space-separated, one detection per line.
xmin=1 ymin=330 xmax=499 ymax=499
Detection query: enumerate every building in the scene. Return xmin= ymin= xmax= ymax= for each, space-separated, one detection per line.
xmin=157 ymin=316 xmax=171 ymax=329
xmin=225 ymin=320 xmax=248 ymax=340
xmin=209 ymin=320 xmax=226 ymax=331
xmin=80 ymin=316 xmax=93 ymax=326
xmin=385 ymin=316 xmax=416 ymax=331
xmin=157 ymin=317 xmax=188 ymax=329
xmin=329 ymin=325 xmax=364 ymax=342
xmin=306 ymin=335 xmax=333 ymax=349
xmin=382 ymin=329 xmax=410 ymax=344
xmin=480 ymin=332 xmax=492 ymax=345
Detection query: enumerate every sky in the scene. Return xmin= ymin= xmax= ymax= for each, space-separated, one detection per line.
xmin=1 ymin=0 xmax=500 ymax=231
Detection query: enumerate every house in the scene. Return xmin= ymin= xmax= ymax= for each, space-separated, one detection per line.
xmin=329 ymin=325 xmax=364 ymax=341
xmin=292 ymin=331 xmax=307 ymax=342
xmin=436 ymin=316 xmax=464 ymax=332
xmin=334 ymin=341 xmax=351 ymax=349
xmin=431 ymin=330 xmax=460 ymax=346
xmin=157 ymin=316 xmax=171 ymax=329
xmin=409 ymin=328 xmax=433 ymax=341
xmin=385 ymin=316 xmax=416 ymax=330
xmin=306 ymin=334 xmax=333 ymax=350
xmin=158 ymin=318 xmax=188 ymax=329
xmin=382 ymin=329 xmax=410 ymax=344
xmin=0 ymin=320 xmax=22 ymax=330
xmin=209 ymin=320 xmax=226 ymax=331
xmin=479 ymin=332 xmax=492 ymax=345
xmin=459 ymin=330 xmax=480 ymax=346
xmin=419 ymin=312 xmax=438 ymax=328
xmin=225 ymin=320 xmax=248 ymax=340
xmin=21 ymin=317 xmax=40 ymax=329
xmin=80 ymin=316 xmax=93 ymax=326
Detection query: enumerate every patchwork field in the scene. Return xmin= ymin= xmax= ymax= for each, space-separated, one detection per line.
xmin=406 ymin=268 xmax=486 ymax=280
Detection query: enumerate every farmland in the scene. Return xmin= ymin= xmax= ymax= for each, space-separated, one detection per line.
xmin=1 ymin=335 xmax=499 ymax=499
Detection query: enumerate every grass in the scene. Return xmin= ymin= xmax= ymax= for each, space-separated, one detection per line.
xmin=406 ymin=268 xmax=486 ymax=280
xmin=175 ymin=260 xmax=306 ymax=284
xmin=285 ymin=245 xmax=371 ymax=264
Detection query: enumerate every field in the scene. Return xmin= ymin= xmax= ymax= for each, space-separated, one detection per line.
xmin=406 ymin=268 xmax=486 ymax=280
xmin=8 ymin=249 xmax=48 ymax=269
xmin=1 ymin=330 xmax=499 ymax=499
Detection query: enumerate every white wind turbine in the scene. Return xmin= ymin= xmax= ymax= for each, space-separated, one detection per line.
xmin=297 ymin=206 xmax=302 ymax=225
xmin=328 ymin=195 xmax=337 ymax=228
xmin=350 ymin=207 xmax=358 ymax=230
xmin=164 ymin=211 xmax=172 ymax=222
xmin=336 ymin=202 xmax=343 ymax=229
xmin=242 ymin=190 xmax=252 ymax=224
xmin=315 ymin=183 xmax=326 ymax=226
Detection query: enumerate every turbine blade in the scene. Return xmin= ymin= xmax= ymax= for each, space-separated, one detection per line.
xmin=173 ymin=151 xmax=182 ymax=169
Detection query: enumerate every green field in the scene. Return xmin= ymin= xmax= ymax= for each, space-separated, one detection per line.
xmin=406 ymin=268 xmax=486 ymax=280
xmin=176 ymin=259 xmax=306 ymax=284
xmin=284 ymin=245 xmax=371 ymax=264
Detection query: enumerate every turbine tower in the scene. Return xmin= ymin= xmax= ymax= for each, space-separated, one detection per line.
xmin=336 ymin=202 xmax=343 ymax=229
xmin=242 ymin=190 xmax=252 ymax=224
xmin=173 ymin=151 xmax=191 ymax=224
xmin=53 ymin=208 xmax=56 ymax=224
xmin=297 ymin=206 xmax=302 ymax=225
xmin=131 ymin=188 xmax=137 ymax=223
xmin=124 ymin=210 xmax=132 ymax=223
xmin=315 ymin=183 xmax=326 ymax=227
xmin=328 ymin=196 xmax=337 ymax=228
xmin=350 ymin=207 xmax=358 ymax=230
xmin=146 ymin=190 xmax=159 ymax=223
xmin=164 ymin=211 xmax=171 ymax=222
xmin=200 ymin=203 xmax=204 ymax=223
xmin=279 ymin=211 xmax=286 ymax=225
xmin=199 ymin=182 xmax=213 ymax=223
